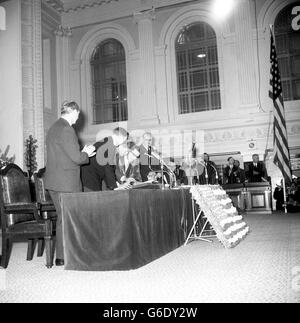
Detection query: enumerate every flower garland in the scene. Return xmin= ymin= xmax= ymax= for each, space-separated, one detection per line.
xmin=190 ymin=185 xmax=250 ymax=249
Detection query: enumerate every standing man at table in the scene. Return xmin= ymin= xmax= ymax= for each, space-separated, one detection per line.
xmin=138 ymin=132 xmax=161 ymax=182
xmin=246 ymin=154 xmax=268 ymax=183
xmin=45 ymin=100 xmax=96 ymax=266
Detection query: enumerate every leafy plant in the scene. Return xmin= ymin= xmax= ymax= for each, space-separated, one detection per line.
xmin=24 ymin=135 xmax=38 ymax=178
xmin=0 ymin=145 xmax=15 ymax=169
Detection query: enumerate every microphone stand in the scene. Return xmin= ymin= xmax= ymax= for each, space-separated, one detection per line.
xmin=196 ymin=159 xmax=208 ymax=185
xmin=208 ymin=162 xmax=219 ymax=184
xmin=146 ymin=152 xmax=177 ymax=189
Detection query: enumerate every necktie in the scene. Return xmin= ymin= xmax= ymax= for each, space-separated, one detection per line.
xmin=148 ymin=146 xmax=152 ymax=166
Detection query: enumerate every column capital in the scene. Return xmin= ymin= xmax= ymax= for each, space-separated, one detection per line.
xmin=133 ymin=8 xmax=156 ymax=24
xmin=54 ymin=25 xmax=73 ymax=37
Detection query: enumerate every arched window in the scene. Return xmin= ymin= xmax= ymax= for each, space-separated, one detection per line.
xmin=274 ymin=3 xmax=300 ymax=101
xmin=91 ymin=39 xmax=128 ymax=124
xmin=175 ymin=22 xmax=221 ymax=114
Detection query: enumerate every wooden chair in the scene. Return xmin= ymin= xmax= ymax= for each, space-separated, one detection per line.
xmin=33 ymin=168 xmax=57 ymax=267
xmin=0 ymin=164 xmax=54 ymax=268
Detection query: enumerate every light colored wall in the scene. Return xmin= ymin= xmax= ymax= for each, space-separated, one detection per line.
xmin=60 ymin=0 xmax=300 ymax=164
xmin=0 ymin=0 xmax=23 ymax=167
xmin=42 ymin=1 xmax=60 ymax=142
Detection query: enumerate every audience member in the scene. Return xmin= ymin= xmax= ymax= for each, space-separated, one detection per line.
xmin=246 ymin=154 xmax=268 ymax=183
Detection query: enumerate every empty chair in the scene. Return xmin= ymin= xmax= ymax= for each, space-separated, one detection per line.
xmin=33 ymin=168 xmax=57 ymax=266
xmin=0 ymin=164 xmax=55 ymax=268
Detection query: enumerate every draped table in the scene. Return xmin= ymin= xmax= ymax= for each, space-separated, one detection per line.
xmin=60 ymin=188 xmax=193 ymax=271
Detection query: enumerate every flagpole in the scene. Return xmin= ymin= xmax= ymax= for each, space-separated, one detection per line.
xmin=282 ymin=177 xmax=288 ymax=214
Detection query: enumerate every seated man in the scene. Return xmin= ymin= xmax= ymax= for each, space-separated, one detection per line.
xmin=115 ymin=141 xmax=142 ymax=185
xmin=168 ymin=159 xmax=188 ymax=186
xmin=246 ymin=154 xmax=268 ymax=183
xmin=81 ymin=127 xmax=131 ymax=191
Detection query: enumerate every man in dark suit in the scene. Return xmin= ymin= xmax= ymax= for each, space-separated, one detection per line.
xmin=246 ymin=154 xmax=268 ymax=183
xmin=81 ymin=127 xmax=131 ymax=191
xmin=45 ymin=100 xmax=96 ymax=266
xmin=233 ymin=159 xmax=246 ymax=184
xmin=115 ymin=141 xmax=142 ymax=184
xmin=138 ymin=132 xmax=161 ymax=182
xmin=223 ymin=157 xmax=237 ymax=184
xmin=198 ymin=153 xmax=219 ymax=185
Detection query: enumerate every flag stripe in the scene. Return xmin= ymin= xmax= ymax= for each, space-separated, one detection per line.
xmin=274 ymin=149 xmax=291 ymax=179
xmin=273 ymin=131 xmax=290 ymax=166
xmin=269 ymin=29 xmax=292 ymax=184
xmin=273 ymin=117 xmax=289 ymax=151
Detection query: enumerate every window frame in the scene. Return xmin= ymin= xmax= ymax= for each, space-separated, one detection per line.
xmin=90 ymin=38 xmax=128 ymax=125
xmin=274 ymin=3 xmax=300 ymax=102
xmin=175 ymin=22 xmax=222 ymax=115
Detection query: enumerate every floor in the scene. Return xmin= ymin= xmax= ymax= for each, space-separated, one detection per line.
xmin=0 ymin=213 xmax=300 ymax=303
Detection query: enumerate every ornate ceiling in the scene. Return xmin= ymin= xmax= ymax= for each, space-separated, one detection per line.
xmin=44 ymin=0 xmax=119 ymax=14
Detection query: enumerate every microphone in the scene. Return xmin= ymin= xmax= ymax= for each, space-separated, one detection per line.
xmin=145 ymin=152 xmax=177 ymax=187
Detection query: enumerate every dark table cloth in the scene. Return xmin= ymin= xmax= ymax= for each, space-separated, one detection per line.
xmin=60 ymin=188 xmax=192 ymax=271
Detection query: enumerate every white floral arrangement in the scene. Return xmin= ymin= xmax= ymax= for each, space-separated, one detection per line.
xmin=190 ymin=185 xmax=250 ymax=249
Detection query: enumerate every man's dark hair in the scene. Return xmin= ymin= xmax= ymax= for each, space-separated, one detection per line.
xmin=227 ymin=156 xmax=233 ymax=162
xmin=127 ymin=141 xmax=137 ymax=150
xmin=234 ymin=160 xmax=240 ymax=166
xmin=61 ymin=100 xmax=80 ymax=115
xmin=113 ymin=127 xmax=129 ymax=139
xmin=252 ymin=154 xmax=259 ymax=158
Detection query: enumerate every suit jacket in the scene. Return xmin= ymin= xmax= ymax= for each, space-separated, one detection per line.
xmin=223 ymin=165 xmax=238 ymax=184
xmin=234 ymin=167 xmax=246 ymax=184
xmin=115 ymin=154 xmax=142 ymax=183
xmin=198 ymin=161 xmax=219 ymax=185
xmin=174 ymin=167 xmax=188 ymax=185
xmin=81 ymin=137 xmax=117 ymax=191
xmin=45 ymin=118 xmax=89 ymax=192
xmin=138 ymin=145 xmax=161 ymax=182
xmin=246 ymin=162 xmax=267 ymax=183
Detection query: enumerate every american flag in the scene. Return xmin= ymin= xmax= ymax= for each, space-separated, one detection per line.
xmin=269 ymin=28 xmax=292 ymax=184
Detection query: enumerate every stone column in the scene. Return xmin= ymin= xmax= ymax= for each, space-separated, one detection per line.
xmin=134 ymin=9 xmax=160 ymax=126
xmin=55 ymin=25 xmax=72 ymax=112
xmin=234 ymin=0 xmax=257 ymax=109
xmin=0 ymin=6 xmax=6 ymax=30
xmin=21 ymin=0 xmax=45 ymax=168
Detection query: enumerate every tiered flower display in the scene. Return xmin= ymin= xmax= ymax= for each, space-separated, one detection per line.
xmin=190 ymin=185 xmax=250 ymax=248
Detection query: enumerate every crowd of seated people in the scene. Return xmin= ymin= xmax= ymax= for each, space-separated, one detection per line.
xmin=274 ymin=177 xmax=300 ymax=212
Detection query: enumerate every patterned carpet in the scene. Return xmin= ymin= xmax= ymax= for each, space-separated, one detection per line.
xmin=0 ymin=213 xmax=300 ymax=303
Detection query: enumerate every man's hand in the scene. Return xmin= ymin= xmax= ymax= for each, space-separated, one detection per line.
xmin=114 ymin=182 xmax=132 ymax=190
xmin=82 ymin=145 xmax=96 ymax=157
